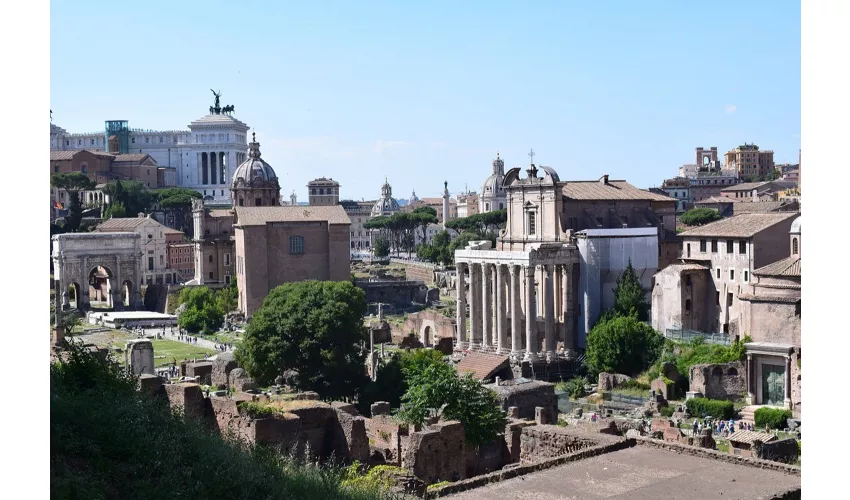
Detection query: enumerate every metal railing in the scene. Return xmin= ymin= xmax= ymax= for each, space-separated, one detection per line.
xmin=665 ymin=328 xmax=731 ymax=346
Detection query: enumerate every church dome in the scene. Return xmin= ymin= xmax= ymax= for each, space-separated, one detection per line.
xmin=371 ymin=178 xmax=400 ymax=216
xmin=790 ymin=216 xmax=801 ymax=234
xmin=232 ymin=133 xmax=278 ymax=188
xmin=481 ymin=153 xmax=506 ymax=195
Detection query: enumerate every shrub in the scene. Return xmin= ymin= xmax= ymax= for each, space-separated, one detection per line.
xmin=585 ymin=315 xmax=664 ymax=376
xmin=659 ymin=405 xmax=676 ymax=417
xmin=754 ymin=407 xmax=792 ymax=429
xmin=558 ymin=377 xmax=588 ymax=399
xmin=685 ymin=397 xmax=734 ymax=419
xmin=679 ymin=208 xmax=721 ymax=227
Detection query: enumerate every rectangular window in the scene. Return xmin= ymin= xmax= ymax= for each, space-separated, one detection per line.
xmin=131 ymin=138 xmax=136 ymax=144
xmin=208 ymin=255 xmax=213 ymax=263
xmin=224 ymin=254 xmax=230 ymax=266
xmin=727 ymin=293 xmax=733 ymax=307
xmin=209 ymin=271 xmax=214 ymax=280
xmin=159 ymin=255 xmax=164 ymax=265
xmin=716 ymin=268 xmax=721 ymax=279
xmin=729 ymin=269 xmax=735 ymax=280
xmin=145 ymin=137 xmax=150 ymax=144
xmin=225 ymin=275 xmax=231 ymax=285
xmin=711 ymin=239 xmax=718 ymax=253
xmin=700 ymin=240 xmax=706 ymax=253
xmin=528 ymin=212 xmax=536 ymax=235
xmin=54 ymin=165 xmax=59 ymax=173
xmin=716 ymin=291 xmax=720 ymax=305
xmin=744 ymin=270 xmax=749 ymax=281
xmin=290 ymin=236 xmax=305 ymax=255
xmin=148 ymin=257 xmax=154 ymax=271
xmin=726 ymin=240 xmax=734 ymax=254
xmin=739 ymin=240 xmax=746 ymax=254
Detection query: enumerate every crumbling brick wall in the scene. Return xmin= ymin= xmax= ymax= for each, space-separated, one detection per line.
xmin=164 ymin=383 xmax=206 ymax=419
xmin=403 ymin=420 xmax=466 ymax=485
xmin=518 ymin=425 xmax=612 ymax=464
xmin=330 ymin=402 xmax=370 ymax=463
xmin=365 ymin=415 xmax=408 ymax=465
xmin=689 ymin=362 xmax=746 ymax=401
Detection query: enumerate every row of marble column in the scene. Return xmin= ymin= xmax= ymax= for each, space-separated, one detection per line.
xmin=200 ymin=152 xmax=228 ymax=185
xmin=456 ymin=261 xmax=572 ymax=363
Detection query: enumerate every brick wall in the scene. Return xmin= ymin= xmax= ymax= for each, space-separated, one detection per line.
xmin=519 ymin=425 xmax=619 ymax=464
xmin=403 ymin=420 xmax=466 ymax=485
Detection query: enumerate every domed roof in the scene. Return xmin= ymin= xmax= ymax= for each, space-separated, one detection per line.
xmin=481 ymin=153 xmax=506 ymax=196
xmin=790 ymin=216 xmax=801 ymax=234
xmin=371 ymin=178 xmax=400 ymax=216
xmin=232 ymin=133 xmax=278 ymax=188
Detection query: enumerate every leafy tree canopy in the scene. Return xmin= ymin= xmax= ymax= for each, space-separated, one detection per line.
xmin=679 ymin=208 xmax=721 ymax=227
xmin=235 ymin=281 xmax=367 ymax=400
xmin=373 ymin=237 xmax=391 ymax=258
xmin=611 ymin=260 xmax=649 ymax=321
xmin=51 ymin=172 xmax=96 ymax=191
xmin=585 ymin=314 xmax=663 ymax=376
xmin=177 ymin=287 xmax=224 ymax=334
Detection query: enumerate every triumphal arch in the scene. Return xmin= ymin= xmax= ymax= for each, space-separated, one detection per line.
xmin=52 ymin=233 xmax=143 ymax=311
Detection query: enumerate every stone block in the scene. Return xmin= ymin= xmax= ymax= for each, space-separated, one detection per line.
xmin=125 ymin=339 xmax=155 ymax=376
xmin=138 ymin=374 xmax=163 ymax=396
xmin=651 ymin=376 xmax=675 ymax=400
xmin=597 ymin=372 xmax=631 ymax=393
xmin=535 ymin=406 xmax=552 ymax=425
xmin=293 ymin=391 xmax=319 ymax=401
xmin=211 ymin=351 xmax=238 ymax=387
xmin=186 ymin=361 xmax=213 ymax=385
xmin=371 ymin=401 xmax=391 ymax=416
xmin=435 ymin=337 xmax=454 ymax=355
xmin=228 ymin=368 xmax=259 ymax=393
xmin=165 ymin=383 xmax=205 ymax=419
xmin=507 ymin=406 xmax=520 ymax=419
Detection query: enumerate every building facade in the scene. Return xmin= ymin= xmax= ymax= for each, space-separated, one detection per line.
xmin=341 ymin=199 xmax=376 ymax=251
xmin=94 ymin=215 xmax=184 ymax=285
xmin=652 ymin=212 xmax=798 ymax=336
xmin=725 ymin=144 xmax=775 ymax=179
xmin=688 ymin=173 xmax=740 ymax=202
xmin=660 ymin=177 xmax=691 ymax=212
xmin=308 ymin=178 xmax=341 ymax=206
xmin=234 ymin=205 xmax=352 ymax=316
xmin=456 ymin=191 xmax=479 ymax=218
xmin=168 ymin=242 xmax=196 ymax=282
xmin=50 ymin=93 xmax=251 ymax=204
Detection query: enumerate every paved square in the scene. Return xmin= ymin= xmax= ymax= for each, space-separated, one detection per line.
xmin=449 ymin=446 xmax=801 ymax=499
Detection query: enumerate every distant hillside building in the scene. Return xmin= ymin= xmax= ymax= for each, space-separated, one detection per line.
xmin=308 ymin=178 xmax=341 ymax=206
xmin=725 ymin=144 xmax=775 ymax=179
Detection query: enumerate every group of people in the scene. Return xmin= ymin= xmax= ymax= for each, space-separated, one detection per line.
xmin=692 ymin=417 xmax=755 ymax=436
xmin=214 ymin=343 xmax=232 ymax=352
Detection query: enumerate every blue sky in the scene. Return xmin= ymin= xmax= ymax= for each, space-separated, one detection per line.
xmin=50 ymin=1 xmax=800 ymax=201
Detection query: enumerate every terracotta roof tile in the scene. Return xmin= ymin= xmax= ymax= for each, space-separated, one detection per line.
xmin=754 ymin=256 xmax=801 ymax=277
xmin=728 ymin=430 xmax=777 ymax=445
xmin=679 ymin=213 xmax=798 ymax=238
xmin=561 ymin=180 xmax=674 ymax=202
xmin=235 ymin=205 xmax=351 ymax=226
xmin=50 ymin=150 xmax=115 ymax=161
xmin=113 ymin=153 xmax=154 ymax=163
xmin=455 ymin=353 xmax=510 ymax=381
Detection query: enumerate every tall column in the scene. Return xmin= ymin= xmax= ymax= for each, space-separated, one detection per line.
xmin=456 ymin=263 xmax=467 ymax=349
xmin=746 ymin=354 xmax=754 ymax=403
xmin=562 ymin=264 xmax=575 ymax=353
xmin=784 ymin=355 xmax=792 ymax=409
xmin=523 ymin=265 xmax=538 ymax=362
xmin=544 ymin=265 xmax=556 ymax=362
xmin=510 ymin=265 xmax=522 ymax=357
xmin=496 ymin=264 xmax=508 ymax=354
xmin=481 ymin=263 xmax=491 ymax=348
xmin=469 ymin=263 xmax=482 ymax=348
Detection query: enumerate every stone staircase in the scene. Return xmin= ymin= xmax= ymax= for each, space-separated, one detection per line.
xmin=738 ymin=405 xmax=758 ymax=426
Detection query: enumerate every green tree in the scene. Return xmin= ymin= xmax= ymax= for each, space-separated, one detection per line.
xmin=679 ymin=208 xmax=721 ymax=227
xmin=156 ymin=187 xmax=203 ymax=236
xmin=397 ymin=365 xmax=507 ymax=445
xmin=585 ymin=315 xmax=663 ymax=376
xmin=373 ymin=237 xmax=390 ymax=258
xmin=411 ymin=207 xmax=438 ymax=245
xmin=235 ymin=281 xmax=367 ymax=400
xmin=52 ymin=172 xmax=96 ymax=232
xmin=416 ymin=230 xmax=454 ymax=265
xmin=177 ymin=287 xmax=224 ymax=333
xmin=216 ymin=279 xmax=238 ymax=313
xmin=358 ymin=348 xmax=447 ymax=415
xmin=103 ymin=200 xmax=127 ymax=220
xmin=611 ymin=260 xmax=649 ymax=321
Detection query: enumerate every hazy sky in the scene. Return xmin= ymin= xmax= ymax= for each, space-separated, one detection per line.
xmin=50 ymin=1 xmax=800 ymax=201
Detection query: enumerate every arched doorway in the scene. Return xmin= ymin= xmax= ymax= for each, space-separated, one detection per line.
xmin=67 ymin=283 xmax=81 ymax=309
xmin=88 ymin=266 xmax=114 ymax=309
xmin=122 ymin=280 xmax=134 ymax=308
xmin=422 ymin=326 xmax=432 ymax=347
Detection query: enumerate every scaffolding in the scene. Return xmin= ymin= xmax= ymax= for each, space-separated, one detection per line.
xmin=104 ymin=120 xmax=130 ymax=154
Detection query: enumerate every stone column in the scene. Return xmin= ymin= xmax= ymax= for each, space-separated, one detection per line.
xmin=544 ymin=265 xmax=556 ymax=362
xmin=746 ymin=353 xmax=754 ymax=403
xmin=784 ymin=355 xmax=792 ymax=409
xmin=481 ymin=263 xmax=491 ymax=348
xmin=469 ymin=263 xmax=482 ymax=348
xmin=456 ymin=262 xmax=467 ymax=349
xmin=510 ymin=265 xmax=522 ymax=357
xmin=496 ymin=264 xmax=508 ymax=354
xmin=524 ymin=265 xmax=538 ymax=362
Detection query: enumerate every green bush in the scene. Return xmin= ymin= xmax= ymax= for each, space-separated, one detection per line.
xmin=685 ymin=397 xmax=734 ymax=419
xmin=557 ymin=377 xmax=588 ymax=399
xmin=679 ymin=208 xmax=721 ymax=226
xmin=754 ymin=407 xmax=792 ymax=429
xmin=659 ymin=405 xmax=676 ymax=417
xmin=51 ymin=343 xmax=389 ymax=500
xmin=585 ymin=315 xmax=664 ymax=376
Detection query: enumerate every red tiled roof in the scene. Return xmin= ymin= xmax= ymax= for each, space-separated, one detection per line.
xmin=561 ymin=180 xmax=674 ymax=202
xmin=455 ymin=353 xmax=510 ymax=381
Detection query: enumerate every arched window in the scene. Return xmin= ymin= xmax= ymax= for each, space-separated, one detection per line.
xmin=711 ymin=367 xmax=724 ymax=378
xmin=792 ymin=237 xmax=799 ymax=255
xmin=238 ymin=198 xmax=244 ymax=206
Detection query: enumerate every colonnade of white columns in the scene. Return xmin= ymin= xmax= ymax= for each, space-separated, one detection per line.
xmin=198 ymin=152 xmax=230 ymax=185
xmin=456 ymin=261 xmax=574 ymax=362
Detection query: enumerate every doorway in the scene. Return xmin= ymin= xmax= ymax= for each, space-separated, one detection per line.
xmin=761 ymin=364 xmax=785 ymax=406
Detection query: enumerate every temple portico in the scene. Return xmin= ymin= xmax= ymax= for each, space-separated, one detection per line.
xmin=454 ymin=241 xmax=579 ymax=362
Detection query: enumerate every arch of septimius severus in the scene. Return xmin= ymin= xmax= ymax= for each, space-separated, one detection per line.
xmin=454 ymin=161 xmax=580 ymax=363
xmin=52 ymin=233 xmax=143 ymax=312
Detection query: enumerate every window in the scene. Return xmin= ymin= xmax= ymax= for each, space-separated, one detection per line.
xmin=685 ymin=299 xmax=691 ymax=312
xmin=727 ymin=293 xmax=733 ymax=307
xmin=255 ymin=198 xmax=262 ymax=206
xmin=225 ymin=275 xmax=231 ymax=284
xmin=685 ymin=275 xmax=692 ymax=287
xmin=716 ymin=268 xmax=721 ymax=279
xmin=729 ymin=269 xmax=735 ymax=281
xmin=726 ymin=240 xmax=733 ymax=254
xmin=81 ymin=165 xmax=87 ymax=173
xmin=208 ymin=255 xmax=213 ymax=264
xmin=54 ymin=165 xmax=59 ymax=173
xmin=739 ymin=240 xmax=746 ymax=254
xmin=711 ymin=239 xmax=718 ymax=253
xmin=209 ymin=271 xmax=214 ymax=280
xmin=792 ymin=238 xmax=799 ymax=255
xmin=145 ymin=137 xmax=150 ymax=144
xmin=159 ymin=255 xmax=164 ymax=265
xmin=90 ymin=139 xmax=95 ymax=145
xmin=528 ymin=212 xmax=536 ymax=235
xmin=131 ymin=138 xmax=136 ymax=144
xmin=716 ymin=291 xmax=720 ymax=305
xmin=744 ymin=270 xmax=749 ymax=281
xmin=65 ymin=140 xmax=69 ymax=146
xmin=148 ymin=257 xmax=154 ymax=271
xmin=499 ymin=203 xmax=504 ymax=210
xmin=224 ymin=254 xmax=230 ymax=266
xmin=686 ymin=243 xmax=691 ymax=257
xmin=290 ymin=236 xmax=305 ymax=255
xmin=700 ymin=240 xmax=707 ymax=253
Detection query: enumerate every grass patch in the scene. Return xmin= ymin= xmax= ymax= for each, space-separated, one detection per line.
xmin=112 ymin=339 xmax=215 ymax=367
xmin=715 ymin=440 xmax=730 ymax=453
